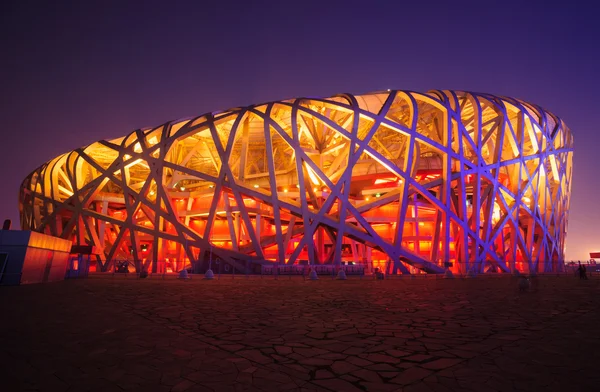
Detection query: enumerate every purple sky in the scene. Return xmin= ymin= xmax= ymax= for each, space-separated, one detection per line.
xmin=1 ymin=1 xmax=597 ymax=260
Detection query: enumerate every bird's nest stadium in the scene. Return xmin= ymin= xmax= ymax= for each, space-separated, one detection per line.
xmin=19 ymin=90 xmax=573 ymax=275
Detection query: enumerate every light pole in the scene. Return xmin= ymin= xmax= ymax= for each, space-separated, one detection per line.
xmin=205 ymin=242 xmax=215 ymax=279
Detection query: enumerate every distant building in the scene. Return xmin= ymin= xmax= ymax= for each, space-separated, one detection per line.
xmin=0 ymin=230 xmax=71 ymax=285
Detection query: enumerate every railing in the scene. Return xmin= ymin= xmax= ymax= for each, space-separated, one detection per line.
xmin=261 ymin=264 xmax=366 ymax=276
xmin=86 ymin=260 xmax=596 ymax=281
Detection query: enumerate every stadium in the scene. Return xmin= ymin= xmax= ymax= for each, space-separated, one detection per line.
xmin=18 ymin=90 xmax=574 ymax=275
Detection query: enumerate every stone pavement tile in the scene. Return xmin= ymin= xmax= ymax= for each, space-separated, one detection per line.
xmin=237 ymin=349 xmax=273 ymax=365
xmin=428 ymin=351 xmax=456 ymax=358
xmin=456 ymin=379 xmax=497 ymax=392
xmin=366 ymin=344 xmax=396 ymax=353
xmin=226 ymin=357 xmax=254 ymax=371
xmin=298 ymin=357 xmax=334 ymax=366
xmin=266 ymin=363 xmax=312 ymax=382
xmin=275 ymin=345 xmax=293 ymax=355
xmin=313 ymin=377 xmax=364 ymax=391
xmin=171 ymin=379 xmax=197 ymax=392
xmin=186 ymin=370 xmax=235 ymax=383
xmin=315 ymin=369 xmax=335 ymax=379
xmin=490 ymin=333 xmax=522 ymax=341
xmin=421 ymin=358 xmax=463 ymax=370
xmin=236 ymin=372 xmax=254 ymax=385
xmin=137 ymin=385 xmax=172 ymax=392
xmin=117 ymin=374 xmax=150 ymax=389
xmin=404 ymin=345 xmax=428 ymax=353
xmin=288 ymin=353 xmax=307 ymax=361
xmin=278 ymin=382 xmax=305 ymax=391
xmin=287 ymin=343 xmax=310 ymax=348
xmin=241 ymin=366 xmax=258 ymax=374
xmin=390 ymin=367 xmax=433 ymax=385
xmin=492 ymin=355 xmax=527 ymax=375
xmin=327 ymin=328 xmax=360 ymax=338
xmin=272 ymin=353 xmax=293 ymax=363
xmin=252 ymin=376 xmax=287 ymax=390
xmin=404 ymin=381 xmax=442 ymax=392
xmin=395 ymin=361 xmax=417 ymax=370
xmin=124 ymin=366 xmax=163 ymax=383
xmin=368 ymin=363 xmax=401 ymax=371
xmin=220 ymin=344 xmax=245 ymax=351
xmin=343 ymin=346 xmax=368 ymax=355
xmin=172 ymin=349 xmax=193 ymax=358
xmin=255 ymin=368 xmax=295 ymax=384
xmin=317 ymin=353 xmax=347 ymax=360
xmin=386 ymin=349 xmax=411 ymax=358
xmin=90 ymin=384 xmax=123 ymax=392
xmin=404 ymin=354 xmax=433 ymax=363
xmin=186 ymin=370 xmax=235 ymax=384
xmin=446 ymin=349 xmax=478 ymax=359
xmin=199 ymin=382 xmax=237 ymax=392
xmin=358 ymin=382 xmax=401 ymax=392
xmin=361 ymin=353 xmax=401 ymax=363
xmin=28 ymin=374 xmax=70 ymax=392
xmin=377 ymin=371 xmax=400 ymax=380
xmin=479 ymin=338 xmax=508 ymax=351
xmin=422 ymin=381 xmax=455 ymax=392
xmin=104 ymin=366 xmax=127 ymax=382
xmin=187 ymin=358 xmax=209 ymax=370
xmin=331 ymin=360 xmax=360 ymax=375
xmin=436 ymin=376 xmax=462 ymax=390
xmin=455 ymin=371 xmax=493 ymax=391
xmin=484 ymin=374 xmax=516 ymax=391
xmin=27 ymin=357 xmax=59 ymax=375
xmin=283 ymin=363 xmax=312 ymax=375
xmin=423 ymin=343 xmax=448 ymax=351
xmin=161 ymin=374 xmax=187 ymax=387
xmin=185 ymin=385 xmax=214 ymax=392
xmin=341 ymin=374 xmax=360 ymax=383
xmin=305 ymin=339 xmax=339 ymax=348
xmin=346 ymin=356 xmax=374 ymax=367
xmin=354 ymin=368 xmax=383 ymax=382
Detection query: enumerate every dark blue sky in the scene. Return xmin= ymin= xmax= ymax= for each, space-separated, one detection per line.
xmin=1 ymin=0 xmax=597 ymax=260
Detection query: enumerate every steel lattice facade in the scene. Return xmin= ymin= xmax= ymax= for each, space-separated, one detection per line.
xmin=19 ymin=90 xmax=573 ymax=274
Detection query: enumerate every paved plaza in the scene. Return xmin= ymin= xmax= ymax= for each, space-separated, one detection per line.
xmin=1 ymin=275 xmax=599 ymax=391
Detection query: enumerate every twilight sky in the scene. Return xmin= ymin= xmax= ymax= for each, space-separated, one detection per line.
xmin=1 ymin=1 xmax=597 ymax=260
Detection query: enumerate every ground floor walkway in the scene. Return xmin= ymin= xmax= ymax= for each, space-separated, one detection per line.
xmin=1 ymin=275 xmax=598 ymax=391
